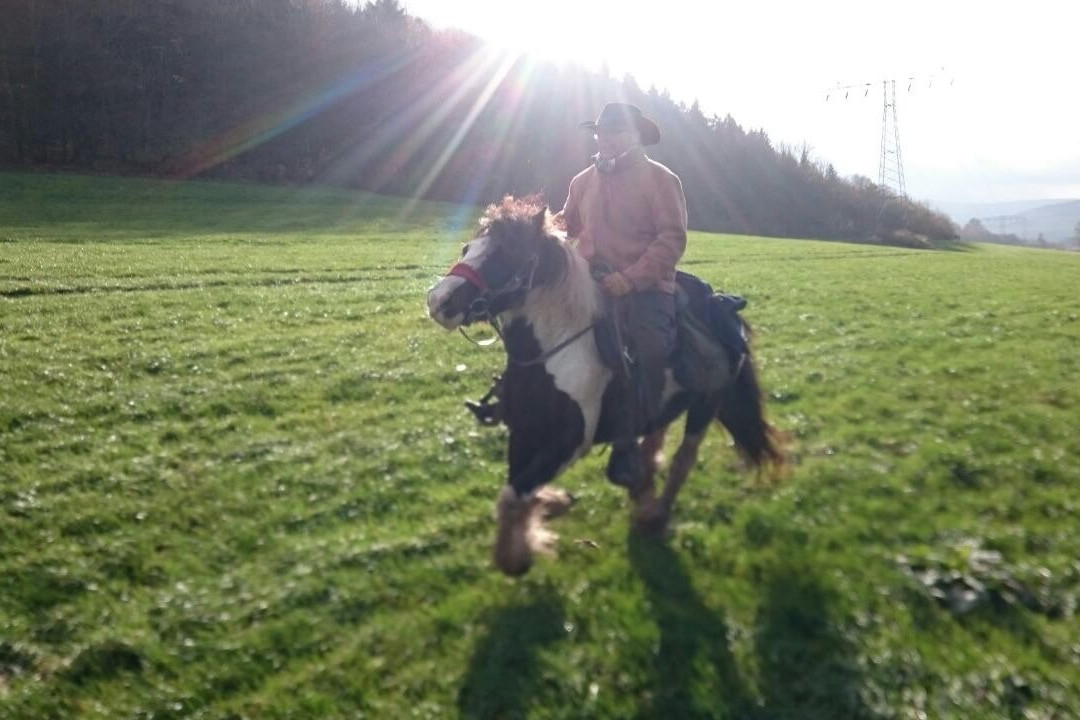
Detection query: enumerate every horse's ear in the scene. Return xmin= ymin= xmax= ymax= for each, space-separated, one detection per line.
xmin=532 ymin=206 xmax=547 ymax=231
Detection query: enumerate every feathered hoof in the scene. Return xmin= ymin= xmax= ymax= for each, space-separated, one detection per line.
xmin=493 ymin=487 xmax=562 ymax=576
xmin=494 ymin=540 xmax=534 ymax=577
xmin=494 ymin=487 xmax=532 ymax=575
xmin=534 ymin=486 xmax=575 ymax=520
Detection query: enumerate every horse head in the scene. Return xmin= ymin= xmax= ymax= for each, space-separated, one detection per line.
xmin=427 ymin=196 xmax=567 ymax=329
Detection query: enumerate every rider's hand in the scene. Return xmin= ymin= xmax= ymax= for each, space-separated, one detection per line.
xmin=601 ymin=272 xmax=633 ymax=298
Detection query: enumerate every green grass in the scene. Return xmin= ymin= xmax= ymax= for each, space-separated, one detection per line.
xmin=2 ymin=172 xmax=1078 ymax=719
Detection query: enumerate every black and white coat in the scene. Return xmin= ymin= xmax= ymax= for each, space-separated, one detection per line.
xmin=427 ymin=199 xmax=780 ymax=575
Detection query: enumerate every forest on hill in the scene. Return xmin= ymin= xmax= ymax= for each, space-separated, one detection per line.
xmin=0 ymin=0 xmax=957 ymax=245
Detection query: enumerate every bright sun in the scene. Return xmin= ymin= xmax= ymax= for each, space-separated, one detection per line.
xmin=405 ymin=1 xmax=657 ymax=75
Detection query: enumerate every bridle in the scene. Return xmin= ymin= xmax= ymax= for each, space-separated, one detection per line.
xmin=444 ymin=250 xmax=596 ymax=367
xmin=447 ymin=251 xmax=539 ymax=327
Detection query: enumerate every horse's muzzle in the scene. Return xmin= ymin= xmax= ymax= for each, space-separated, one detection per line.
xmin=427 ymin=276 xmax=476 ymax=329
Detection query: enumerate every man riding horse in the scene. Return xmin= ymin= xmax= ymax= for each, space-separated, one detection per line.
xmin=429 ymin=111 xmax=781 ymax=572
xmin=556 ymin=102 xmax=688 ymax=491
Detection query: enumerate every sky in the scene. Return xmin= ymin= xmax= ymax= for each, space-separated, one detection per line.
xmin=401 ymin=0 xmax=1079 ymax=207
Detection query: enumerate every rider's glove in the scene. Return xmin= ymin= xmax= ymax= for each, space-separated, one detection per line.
xmin=600 ymin=271 xmax=634 ymax=298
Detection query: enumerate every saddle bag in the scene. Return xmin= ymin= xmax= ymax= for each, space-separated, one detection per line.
xmin=672 ymin=271 xmax=749 ymax=394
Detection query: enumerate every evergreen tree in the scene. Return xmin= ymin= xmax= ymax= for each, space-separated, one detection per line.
xmin=0 ymin=0 xmax=958 ymax=245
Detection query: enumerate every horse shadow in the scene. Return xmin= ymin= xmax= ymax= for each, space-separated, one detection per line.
xmin=457 ymin=583 xmax=566 ymax=720
xmin=752 ymin=560 xmax=881 ymax=719
xmin=628 ymin=535 xmax=881 ymax=720
xmin=628 ymin=534 xmax=756 ymax=719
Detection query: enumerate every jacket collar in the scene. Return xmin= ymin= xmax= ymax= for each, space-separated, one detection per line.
xmin=592 ymin=146 xmax=647 ymax=175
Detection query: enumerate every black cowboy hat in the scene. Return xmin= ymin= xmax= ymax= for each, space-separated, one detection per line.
xmin=580 ymin=103 xmax=662 ymax=145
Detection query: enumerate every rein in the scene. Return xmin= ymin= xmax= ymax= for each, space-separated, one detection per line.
xmin=459 ymin=313 xmax=597 ymax=368
xmin=511 ymin=321 xmax=596 ymax=368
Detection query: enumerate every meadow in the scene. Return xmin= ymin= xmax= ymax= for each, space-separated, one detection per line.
xmin=1 ymin=172 xmax=1078 ymax=719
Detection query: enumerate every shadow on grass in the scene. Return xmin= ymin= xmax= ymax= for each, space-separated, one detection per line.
xmin=457 ymin=584 xmax=566 ymax=720
xmin=629 ymin=535 xmax=882 ymax=720
xmin=627 ymin=534 xmax=755 ymax=719
xmin=753 ymin=561 xmax=881 ymax=719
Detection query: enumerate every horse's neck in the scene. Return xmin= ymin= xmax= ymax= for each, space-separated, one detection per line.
xmin=511 ymin=249 xmax=601 ymax=347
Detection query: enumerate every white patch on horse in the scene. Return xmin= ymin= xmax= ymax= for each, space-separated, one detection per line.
xmin=518 ymin=245 xmax=611 ymax=463
xmin=460 ymin=231 xmax=494 ymax=268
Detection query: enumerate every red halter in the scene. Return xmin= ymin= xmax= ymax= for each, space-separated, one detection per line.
xmin=447 ymin=262 xmax=488 ymax=291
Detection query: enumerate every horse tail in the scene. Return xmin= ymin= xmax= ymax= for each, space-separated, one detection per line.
xmin=715 ymin=344 xmax=785 ymax=470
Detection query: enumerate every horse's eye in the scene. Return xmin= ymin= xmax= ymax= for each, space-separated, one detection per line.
xmin=460 ymin=244 xmax=470 ymax=258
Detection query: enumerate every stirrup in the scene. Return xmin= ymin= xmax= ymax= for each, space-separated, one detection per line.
xmin=465 ymin=375 xmax=503 ymax=427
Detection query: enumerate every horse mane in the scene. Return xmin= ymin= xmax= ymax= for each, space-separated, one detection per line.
xmin=481 ymin=196 xmax=605 ymax=338
xmin=480 ymin=194 xmax=573 ymax=288
xmin=480 ymin=194 xmax=550 ymax=230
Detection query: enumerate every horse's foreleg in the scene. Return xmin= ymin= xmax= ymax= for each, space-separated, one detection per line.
xmin=494 ymin=485 xmax=574 ymax=577
xmin=494 ymin=486 xmax=536 ymax=577
xmin=493 ymin=440 xmax=577 ymax=576
xmin=534 ymin=485 xmax=575 ymax=519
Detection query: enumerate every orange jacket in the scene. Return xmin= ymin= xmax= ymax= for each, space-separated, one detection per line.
xmin=557 ymin=149 xmax=688 ymax=293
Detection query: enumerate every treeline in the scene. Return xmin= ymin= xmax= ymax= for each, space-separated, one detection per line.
xmin=0 ymin=0 xmax=956 ymax=244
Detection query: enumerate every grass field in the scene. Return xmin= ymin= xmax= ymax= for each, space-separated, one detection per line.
xmin=2 ymin=172 xmax=1079 ymax=719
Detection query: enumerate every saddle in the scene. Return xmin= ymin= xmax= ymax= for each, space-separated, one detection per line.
xmin=465 ymin=270 xmax=749 ymax=425
xmin=592 ymin=270 xmax=748 ymax=393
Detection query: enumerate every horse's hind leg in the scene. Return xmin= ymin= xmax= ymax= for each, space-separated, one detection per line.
xmin=662 ymin=399 xmax=716 ymax=510
xmin=632 ymin=428 xmax=668 ymax=534
xmin=634 ymin=401 xmax=712 ymax=536
xmin=660 ymin=428 xmax=706 ymax=514
xmin=634 ymin=428 xmax=666 ymax=500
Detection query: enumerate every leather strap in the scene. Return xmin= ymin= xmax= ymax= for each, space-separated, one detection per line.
xmin=447 ymin=262 xmax=488 ymax=291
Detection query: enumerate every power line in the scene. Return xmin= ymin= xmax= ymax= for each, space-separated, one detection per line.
xmin=825 ymin=69 xmax=953 ymax=200
xmin=824 ymin=70 xmax=953 ymax=102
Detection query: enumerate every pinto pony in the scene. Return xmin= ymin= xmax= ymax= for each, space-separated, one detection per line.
xmin=427 ymin=197 xmax=782 ymax=575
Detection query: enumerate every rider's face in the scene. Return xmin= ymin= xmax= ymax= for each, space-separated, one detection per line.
xmin=595 ymin=126 xmax=641 ymax=158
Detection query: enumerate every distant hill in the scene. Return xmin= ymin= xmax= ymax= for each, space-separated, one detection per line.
xmin=1020 ymin=200 xmax=1080 ymax=244
xmin=933 ymin=199 xmax=1080 ymax=245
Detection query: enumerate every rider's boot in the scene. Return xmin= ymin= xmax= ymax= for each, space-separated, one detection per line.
xmin=605 ymin=378 xmax=645 ymax=488
xmin=607 ymin=439 xmax=645 ymax=488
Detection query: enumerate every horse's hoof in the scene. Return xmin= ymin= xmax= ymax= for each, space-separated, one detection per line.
xmin=534 ymin=486 xmax=575 ymax=520
xmin=494 ymin=551 xmax=533 ymax=577
xmin=633 ymin=500 xmax=671 ymax=538
xmin=634 ymin=516 xmax=671 ymax=539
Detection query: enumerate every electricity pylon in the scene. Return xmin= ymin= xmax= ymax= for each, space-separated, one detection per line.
xmin=826 ymin=70 xmax=950 ymax=200
xmin=877 ymin=79 xmax=905 ymax=198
